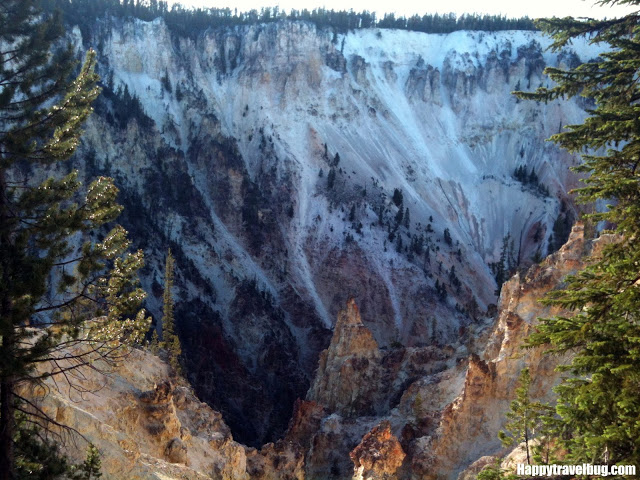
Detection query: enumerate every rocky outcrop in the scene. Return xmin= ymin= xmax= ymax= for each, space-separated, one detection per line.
xmin=286 ymin=399 xmax=328 ymax=448
xmin=296 ymin=225 xmax=603 ymax=480
xmin=23 ymin=346 xmax=309 ymax=480
xmin=350 ymin=421 xmax=406 ymax=480
xmin=417 ymin=224 xmax=593 ymax=479
xmin=245 ymin=440 xmax=305 ymax=480
xmin=26 ymin=223 xmax=604 ymax=480
xmin=300 ymin=299 xmax=462 ymax=478
xmin=137 ymin=381 xmax=186 ymax=464
xmin=305 ymin=414 xmax=381 ymax=480
xmin=307 ymin=298 xmax=380 ymax=415
xmin=307 ymin=298 xmax=458 ymax=418
xmin=405 ymin=63 xmax=441 ymax=104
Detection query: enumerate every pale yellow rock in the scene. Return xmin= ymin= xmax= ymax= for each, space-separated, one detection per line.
xmin=21 ymin=348 xmax=250 ymax=480
xmin=421 ymin=224 xmax=594 ymax=479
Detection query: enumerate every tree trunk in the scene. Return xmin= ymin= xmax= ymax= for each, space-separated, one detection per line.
xmin=0 ymin=167 xmax=16 ymax=480
xmin=0 ymin=366 xmax=14 ymax=480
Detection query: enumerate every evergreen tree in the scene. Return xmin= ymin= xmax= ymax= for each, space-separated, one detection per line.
xmin=443 ymin=227 xmax=452 ymax=246
xmin=14 ymin=419 xmax=70 ymax=480
xmin=519 ymin=1 xmax=640 ymax=469
xmin=14 ymin=427 xmax=103 ymax=480
xmin=40 ymin=0 xmax=536 ymax=37
xmin=476 ymin=459 xmax=510 ymax=480
xmin=161 ymin=249 xmax=181 ymax=374
xmin=327 ymin=168 xmax=336 ymax=189
xmin=498 ymin=368 xmax=551 ymax=465
xmin=394 ymin=207 xmax=404 ymax=228
xmin=490 ymin=233 xmax=515 ymax=296
xmin=149 ymin=328 xmax=160 ymax=354
xmin=0 ymin=1 xmax=149 ymax=477
xmin=392 ymin=188 xmax=403 ymax=207
xmin=72 ymin=445 xmax=102 ymax=480
xmin=160 ymin=69 xmax=172 ymax=94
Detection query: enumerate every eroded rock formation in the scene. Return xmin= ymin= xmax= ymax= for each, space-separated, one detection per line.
xmin=289 ymin=224 xmax=598 ymax=479
xmin=307 ymin=298 xmax=381 ymax=415
xmin=21 ymin=347 xmax=301 ymax=480
xmin=31 ymin=224 xmax=603 ymax=480
xmin=62 ymin=17 xmax=604 ymax=443
xmin=350 ymin=421 xmax=406 ymax=480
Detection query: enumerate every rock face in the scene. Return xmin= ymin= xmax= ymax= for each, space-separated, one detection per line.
xmin=422 ymin=225 xmax=589 ymax=479
xmin=290 ymin=224 xmax=598 ymax=479
xmin=30 ymin=224 xmax=603 ymax=480
xmin=307 ymin=298 xmax=380 ymax=415
xmin=22 ymin=347 xmax=305 ymax=480
xmin=350 ymin=421 xmax=406 ymax=480
xmin=65 ymin=14 xmax=604 ymax=445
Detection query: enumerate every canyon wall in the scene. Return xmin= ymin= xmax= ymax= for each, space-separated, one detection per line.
xmin=40 ymin=225 xmax=601 ymax=479
xmin=65 ymin=17 xmax=601 ymax=444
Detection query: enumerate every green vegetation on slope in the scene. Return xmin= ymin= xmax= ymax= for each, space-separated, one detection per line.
xmin=43 ymin=0 xmax=535 ymax=40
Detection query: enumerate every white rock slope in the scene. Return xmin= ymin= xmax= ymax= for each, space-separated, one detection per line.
xmin=70 ymin=17 xmax=601 ymax=444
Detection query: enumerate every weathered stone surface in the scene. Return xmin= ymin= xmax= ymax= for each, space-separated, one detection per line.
xmin=300 ymin=225 xmax=603 ymax=480
xmin=307 ymin=298 xmax=381 ymax=416
xmin=302 ymin=299 xmax=460 ymax=478
xmin=456 ymin=456 xmax=500 ymax=480
xmin=285 ymin=399 xmax=327 ymax=449
xmin=72 ymin=19 xmax=597 ymax=447
xmin=246 ymin=440 xmax=305 ymax=480
xmin=350 ymin=421 xmax=406 ymax=480
xmin=21 ymin=348 xmax=251 ymax=480
xmin=421 ymin=224 xmax=593 ymax=479
xmin=165 ymin=437 xmax=188 ymax=464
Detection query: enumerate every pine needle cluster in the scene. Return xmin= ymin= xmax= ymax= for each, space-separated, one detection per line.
xmin=0 ymin=0 xmax=150 ymax=477
xmin=517 ymin=0 xmax=640 ymax=469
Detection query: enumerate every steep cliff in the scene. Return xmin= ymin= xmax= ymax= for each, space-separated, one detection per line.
xmin=35 ymin=224 xmax=603 ymax=479
xmin=422 ymin=224 xmax=597 ymax=478
xmin=291 ymin=224 xmax=601 ymax=479
xmin=22 ymin=345 xmax=312 ymax=480
xmin=22 ymin=348 xmax=249 ymax=479
xmin=63 ymin=17 xmax=603 ymax=444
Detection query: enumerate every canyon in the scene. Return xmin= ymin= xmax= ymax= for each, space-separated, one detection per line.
xmin=41 ymin=224 xmax=599 ymax=479
xmin=43 ymin=14 xmax=606 ymax=477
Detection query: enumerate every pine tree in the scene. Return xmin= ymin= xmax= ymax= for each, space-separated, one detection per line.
xmin=0 ymin=1 xmax=149 ymax=477
xmin=392 ymin=188 xmax=403 ymax=207
xmin=349 ymin=204 xmax=356 ymax=222
xmin=72 ymin=445 xmax=102 ymax=480
xmin=327 ymin=168 xmax=336 ymax=189
xmin=161 ymin=249 xmax=182 ymax=374
xmin=476 ymin=459 xmax=509 ymax=480
xmin=149 ymin=328 xmax=160 ymax=354
xmin=519 ymin=1 xmax=640 ymax=468
xmin=14 ymin=417 xmax=70 ymax=480
xmin=443 ymin=227 xmax=452 ymax=246
xmin=498 ymin=368 xmax=551 ymax=465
